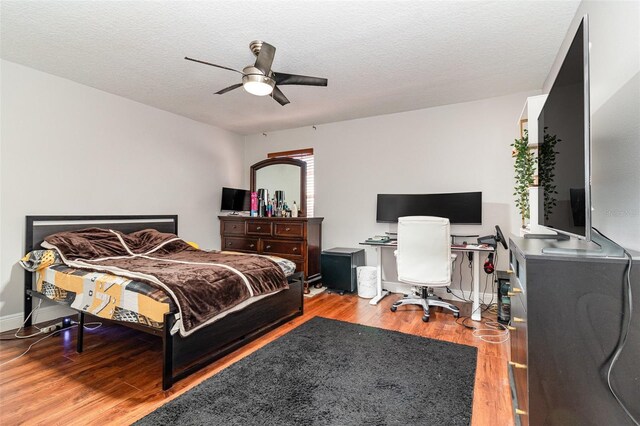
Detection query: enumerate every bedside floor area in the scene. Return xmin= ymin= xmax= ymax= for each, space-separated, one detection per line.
xmin=0 ymin=292 xmax=513 ymax=425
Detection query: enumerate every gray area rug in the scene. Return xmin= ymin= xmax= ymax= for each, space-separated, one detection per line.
xmin=136 ymin=317 xmax=477 ymax=425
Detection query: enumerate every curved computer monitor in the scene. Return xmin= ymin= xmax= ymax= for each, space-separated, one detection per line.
xmin=376 ymin=192 xmax=482 ymax=224
xmin=537 ymin=16 xmax=592 ymax=241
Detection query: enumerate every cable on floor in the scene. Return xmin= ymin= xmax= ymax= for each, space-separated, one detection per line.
xmin=0 ymin=326 xmax=72 ymax=368
xmin=71 ymin=320 xmax=102 ymax=331
xmin=0 ymin=300 xmax=45 ymax=340
xmin=472 ymin=321 xmax=510 ymax=344
xmin=0 ymin=317 xmax=103 ymax=367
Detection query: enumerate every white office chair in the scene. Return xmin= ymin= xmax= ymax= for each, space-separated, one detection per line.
xmin=391 ymin=216 xmax=460 ymax=322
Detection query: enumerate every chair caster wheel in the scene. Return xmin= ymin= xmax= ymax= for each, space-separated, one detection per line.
xmin=390 ymin=306 xmax=397 ymax=312
xmin=422 ymin=315 xmax=429 ymax=322
xmin=453 ymin=312 xmax=460 ymax=318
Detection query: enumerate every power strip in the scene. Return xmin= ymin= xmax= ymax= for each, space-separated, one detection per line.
xmin=40 ymin=317 xmax=74 ymax=334
xmin=41 ymin=322 xmax=63 ymax=333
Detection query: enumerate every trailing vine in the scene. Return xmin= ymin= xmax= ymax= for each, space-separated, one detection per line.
xmin=538 ymin=127 xmax=559 ymax=221
xmin=511 ymin=129 xmax=536 ymax=227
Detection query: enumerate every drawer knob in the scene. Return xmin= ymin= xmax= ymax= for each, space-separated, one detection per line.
xmin=266 ymin=245 xmax=271 ymax=249
xmin=506 ymin=325 xmax=516 ymax=331
xmin=227 ymin=242 xmax=232 ymax=246
xmin=506 ymin=269 xmax=514 ymax=274
xmin=292 ymin=247 xmax=298 ymax=252
xmin=256 ymin=226 xmax=261 ymax=230
xmin=512 ymin=317 xmax=526 ymax=323
xmin=233 ymin=225 xmax=237 ymax=229
xmin=249 ymin=244 xmax=255 ymax=248
xmin=285 ymin=227 xmax=291 ymax=231
xmin=515 ymin=408 xmax=528 ymax=416
xmin=509 ymin=361 xmax=527 ymax=369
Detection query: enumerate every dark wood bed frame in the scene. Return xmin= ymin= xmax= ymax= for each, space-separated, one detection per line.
xmin=24 ymin=215 xmax=304 ymax=390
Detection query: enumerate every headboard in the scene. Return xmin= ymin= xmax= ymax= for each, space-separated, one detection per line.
xmin=23 ymin=215 xmax=178 ymax=323
xmin=25 ymin=215 xmax=178 ymax=253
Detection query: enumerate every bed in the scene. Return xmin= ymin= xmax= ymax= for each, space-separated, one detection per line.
xmin=23 ymin=215 xmax=304 ymax=390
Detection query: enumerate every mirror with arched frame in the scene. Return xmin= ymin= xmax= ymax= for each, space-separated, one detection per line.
xmin=250 ymin=158 xmax=307 ymax=217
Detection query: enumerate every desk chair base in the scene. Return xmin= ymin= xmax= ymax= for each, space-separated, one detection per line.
xmin=390 ymin=292 xmax=460 ymax=322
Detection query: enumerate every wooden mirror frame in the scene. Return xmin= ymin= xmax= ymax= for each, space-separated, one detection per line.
xmin=250 ymin=158 xmax=307 ymax=217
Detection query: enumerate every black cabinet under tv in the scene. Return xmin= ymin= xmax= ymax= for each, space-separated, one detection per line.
xmin=508 ymin=236 xmax=639 ymax=426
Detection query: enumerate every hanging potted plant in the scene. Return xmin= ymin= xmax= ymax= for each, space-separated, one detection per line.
xmin=511 ymin=129 xmax=536 ymax=228
xmin=538 ymin=127 xmax=559 ymax=221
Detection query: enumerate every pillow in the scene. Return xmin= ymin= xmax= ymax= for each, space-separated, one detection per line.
xmin=20 ymin=250 xmax=61 ymax=272
xmin=43 ymin=227 xmax=192 ymax=259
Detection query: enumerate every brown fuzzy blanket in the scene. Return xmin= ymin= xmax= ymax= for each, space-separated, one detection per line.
xmin=42 ymin=228 xmax=288 ymax=335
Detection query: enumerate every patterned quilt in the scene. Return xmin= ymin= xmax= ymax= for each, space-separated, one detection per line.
xmin=21 ymin=249 xmax=296 ymax=331
xmin=22 ymin=250 xmax=173 ymax=329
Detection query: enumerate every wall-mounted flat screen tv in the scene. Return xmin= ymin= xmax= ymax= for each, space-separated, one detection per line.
xmin=376 ymin=192 xmax=482 ymax=224
xmin=221 ymin=187 xmax=251 ymax=212
xmin=537 ymin=17 xmax=591 ymax=241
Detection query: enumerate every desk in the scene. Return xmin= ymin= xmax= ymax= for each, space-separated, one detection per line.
xmin=360 ymin=241 xmax=494 ymax=321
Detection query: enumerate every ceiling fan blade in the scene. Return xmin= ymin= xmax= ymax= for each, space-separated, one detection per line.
xmin=215 ymin=83 xmax=243 ymax=95
xmin=271 ymin=86 xmax=290 ymax=106
xmin=274 ymin=72 xmax=328 ymax=86
xmin=184 ymin=57 xmax=245 ymax=75
xmin=254 ymin=42 xmax=276 ymax=75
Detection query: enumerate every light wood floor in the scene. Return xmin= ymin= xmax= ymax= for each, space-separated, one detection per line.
xmin=0 ymin=292 xmax=514 ymax=425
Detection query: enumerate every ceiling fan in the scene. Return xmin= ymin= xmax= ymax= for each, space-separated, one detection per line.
xmin=185 ymin=40 xmax=328 ymax=106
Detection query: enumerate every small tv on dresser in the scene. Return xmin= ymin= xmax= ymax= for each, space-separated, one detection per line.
xmin=221 ymin=187 xmax=251 ymax=213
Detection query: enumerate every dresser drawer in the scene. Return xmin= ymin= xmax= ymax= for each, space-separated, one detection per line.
xmin=246 ymin=221 xmax=272 ymax=236
xmin=510 ymin=295 xmax=528 ymax=422
xmin=511 ymin=297 xmax=528 ymax=364
xmin=512 ymin=364 xmax=529 ymax=425
xmin=274 ymin=222 xmax=304 ymax=238
xmin=223 ymin=237 xmax=258 ymax=252
xmin=223 ymin=221 xmax=245 ymax=235
xmin=509 ymin=277 xmax=526 ymax=312
xmin=262 ymin=239 xmax=304 ymax=257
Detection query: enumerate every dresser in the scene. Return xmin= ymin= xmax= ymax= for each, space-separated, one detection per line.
xmin=508 ymin=237 xmax=639 ymax=426
xmin=219 ymin=216 xmax=323 ymax=292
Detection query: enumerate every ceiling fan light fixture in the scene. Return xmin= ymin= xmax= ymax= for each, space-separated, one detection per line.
xmin=242 ymin=74 xmax=275 ymax=96
xmin=186 ymin=42 xmax=327 ymax=105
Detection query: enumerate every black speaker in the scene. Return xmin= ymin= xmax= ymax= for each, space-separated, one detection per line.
xmin=321 ymin=248 xmax=366 ymax=294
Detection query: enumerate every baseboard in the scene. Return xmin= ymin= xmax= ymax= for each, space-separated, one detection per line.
xmin=0 ymin=304 xmax=75 ymax=332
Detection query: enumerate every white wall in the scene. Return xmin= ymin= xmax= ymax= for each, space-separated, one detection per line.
xmin=543 ymin=1 xmax=640 ymax=250
xmin=245 ymin=90 xmax=537 ymax=295
xmin=0 ymin=60 xmax=245 ymax=329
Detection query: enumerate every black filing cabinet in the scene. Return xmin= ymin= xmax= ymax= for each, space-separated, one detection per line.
xmin=321 ymin=247 xmax=365 ymax=294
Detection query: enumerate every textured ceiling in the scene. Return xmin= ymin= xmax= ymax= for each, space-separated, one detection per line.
xmin=1 ymin=1 xmax=579 ymax=135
